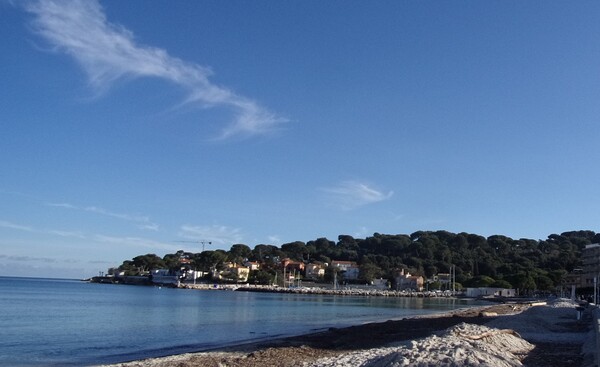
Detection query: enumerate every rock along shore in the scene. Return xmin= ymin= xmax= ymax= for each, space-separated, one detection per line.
xmin=180 ymin=283 xmax=458 ymax=298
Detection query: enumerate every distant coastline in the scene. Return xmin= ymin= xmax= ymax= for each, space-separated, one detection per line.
xmin=0 ymin=275 xmax=80 ymax=282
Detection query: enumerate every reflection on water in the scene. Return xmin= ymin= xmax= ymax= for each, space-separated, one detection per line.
xmin=0 ymin=277 xmax=486 ymax=366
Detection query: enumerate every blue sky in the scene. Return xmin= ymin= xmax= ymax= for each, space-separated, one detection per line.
xmin=1 ymin=0 xmax=599 ymax=279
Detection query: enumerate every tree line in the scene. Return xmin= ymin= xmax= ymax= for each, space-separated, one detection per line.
xmin=114 ymin=230 xmax=598 ymax=294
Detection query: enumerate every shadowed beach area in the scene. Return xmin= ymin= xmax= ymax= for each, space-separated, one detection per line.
xmin=100 ymin=299 xmax=594 ymax=367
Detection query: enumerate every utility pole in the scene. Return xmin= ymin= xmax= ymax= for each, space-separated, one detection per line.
xmin=334 ymin=271 xmax=337 ymax=290
xmin=452 ymin=265 xmax=456 ymax=294
xmin=594 ymin=277 xmax=598 ymax=305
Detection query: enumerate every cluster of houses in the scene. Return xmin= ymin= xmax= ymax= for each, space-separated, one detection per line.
xmin=102 ymin=255 xmax=521 ymax=298
xmin=143 ymin=257 xmax=431 ymax=292
xmin=114 ymin=246 xmax=599 ymax=298
xmin=101 ymin=242 xmax=600 ymax=300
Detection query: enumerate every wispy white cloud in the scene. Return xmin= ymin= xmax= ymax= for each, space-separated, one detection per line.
xmin=88 ymin=259 xmax=114 ymax=264
xmin=93 ymin=234 xmax=178 ymax=252
xmin=321 ymin=180 xmax=394 ymax=210
xmin=46 ymin=202 xmax=159 ymax=231
xmin=354 ymin=226 xmax=370 ymax=238
xmin=0 ymin=254 xmax=57 ymax=263
xmin=267 ymin=235 xmax=281 ymax=245
xmin=45 ymin=202 xmax=77 ymax=209
xmin=0 ymin=220 xmax=34 ymax=232
xmin=0 ymin=254 xmax=82 ymax=264
xmin=25 ymin=0 xmax=287 ymax=139
xmin=0 ymin=219 xmax=89 ymax=239
xmin=84 ymin=206 xmax=150 ymax=223
xmin=179 ymin=224 xmax=243 ymax=246
xmin=138 ymin=223 xmax=159 ymax=232
xmin=47 ymin=230 xmax=86 ymax=239
xmin=0 ymin=218 xmax=89 ymax=241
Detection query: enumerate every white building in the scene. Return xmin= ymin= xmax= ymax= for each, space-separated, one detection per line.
xmin=151 ymin=269 xmax=179 ymax=285
xmin=371 ymin=278 xmax=389 ymax=289
xmin=305 ymin=263 xmax=326 ymax=279
xmin=331 ymin=260 xmax=360 ymax=280
xmin=394 ymin=269 xmax=424 ymax=291
xmin=466 ymin=287 xmax=516 ymax=298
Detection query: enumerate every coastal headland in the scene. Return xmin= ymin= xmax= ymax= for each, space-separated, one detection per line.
xmin=99 ymin=299 xmax=594 ymax=367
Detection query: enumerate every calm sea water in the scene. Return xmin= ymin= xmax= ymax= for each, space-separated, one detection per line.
xmin=0 ymin=277 xmax=486 ymax=366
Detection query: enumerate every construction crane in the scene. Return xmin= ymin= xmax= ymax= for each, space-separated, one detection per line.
xmin=174 ymin=240 xmax=212 ymax=252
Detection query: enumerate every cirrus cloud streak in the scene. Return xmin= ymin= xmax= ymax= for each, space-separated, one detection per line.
xmin=321 ymin=181 xmax=393 ymax=210
xmin=25 ymin=0 xmax=286 ymax=139
xmin=45 ymin=202 xmax=158 ymax=231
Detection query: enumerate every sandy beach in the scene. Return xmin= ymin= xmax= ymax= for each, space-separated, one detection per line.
xmin=99 ymin=299 xmax=594 ymax=367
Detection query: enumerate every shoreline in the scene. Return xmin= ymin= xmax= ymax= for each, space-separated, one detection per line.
xmin=194 ymin=303 xmax=498 ymax=352
xmin=97 ymin=303 xmax=533 ymax=367
xmin=92 ymin=303 xmax=492 ymax=366
xmin=98 ymin=299 xmax=594 ymax=367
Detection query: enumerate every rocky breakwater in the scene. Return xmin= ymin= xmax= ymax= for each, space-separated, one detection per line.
xmin=234 ymin=285 xmax=456 ymax=298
